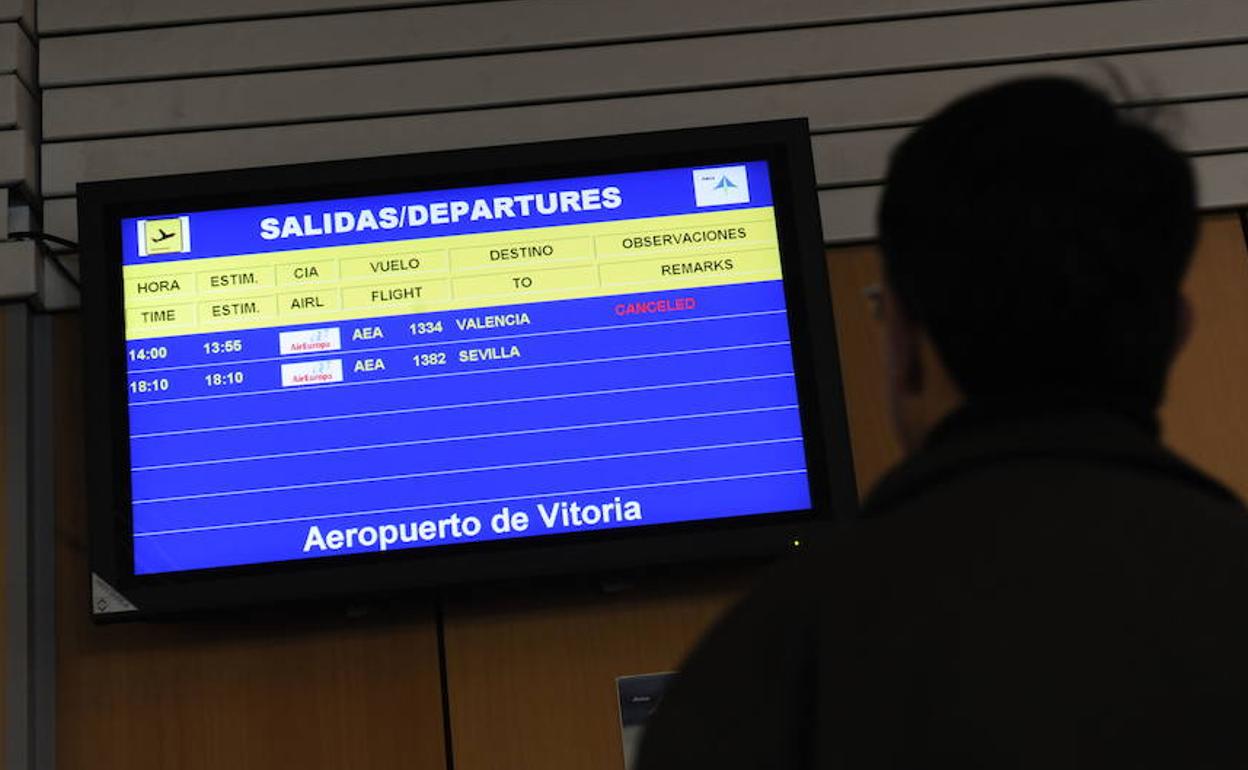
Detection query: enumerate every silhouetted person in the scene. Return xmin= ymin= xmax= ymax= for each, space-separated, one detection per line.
xmin=637 ymin=77 xmax=1248 ymax=769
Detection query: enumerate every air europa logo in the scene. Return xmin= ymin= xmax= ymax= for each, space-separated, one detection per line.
xmin=692 ymin=165 xmax=750 ymax=207
xmin=136 ymin=217 xmax=191 ymax=256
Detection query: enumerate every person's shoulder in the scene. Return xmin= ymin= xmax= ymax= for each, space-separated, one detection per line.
xmin=862 ymin=409 xmax=1248 ymax=541
xmin=854 ymin=448 xmax=1248 ymax=613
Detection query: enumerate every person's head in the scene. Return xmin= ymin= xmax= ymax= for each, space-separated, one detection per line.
xmin=877 ymin=76 xmax=1197 ymax=450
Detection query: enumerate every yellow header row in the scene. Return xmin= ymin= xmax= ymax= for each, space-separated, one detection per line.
xmin=122 ymin=207 xmax=783 ymax=340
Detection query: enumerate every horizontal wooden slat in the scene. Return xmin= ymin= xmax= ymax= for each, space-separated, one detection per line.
xmin=813 ymin=130 xmax=909 ymax=188
xmin=1168 ymin=98 xmax=1248 ymax=153
xmin=809 ymin=97 xmax=1248 ymax=187
xmin=1194 ymin=153 xmax=1248 ymax=209
xmin=0 ymin=0 xmax=23 ymax=22
xmin=40 ymin=43 xmax=1248 ymax=196
xmin=0 ymin=128 xmax=23 ymax=183
xmin=0 ymin=22 xmax=33 ymax=90
xmin=37 ymin=0 xmax=487 ymax=35
xmin=38 ymin=0 xmax=1099 ymax=87
xmin=820 ymin=187 xmax=882 ymax=245
xmin=0 ymin=128 xmax=35 ymax=194
xmin=43 ymin=197 xmax=74 ymax=242
xmin=0 ymin=237 xmax=38 ymax=299
xmin=0 ymin=75 xmax=32 ymax=130
xmin=41 ymin=0 xmax=1248 ymax=141
xmin=0 ymin=0 xmax=31 ymax=33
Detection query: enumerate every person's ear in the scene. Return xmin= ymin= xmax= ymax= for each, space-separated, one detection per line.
xmin=1174 ymin=292 xmax=1194 ymax=359
xmin=883 ymin=286 xmax=924 ymax=396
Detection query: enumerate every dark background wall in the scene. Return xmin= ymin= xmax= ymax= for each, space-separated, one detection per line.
xmin=1 ymin=1 xmax=1247 ymax=767
xmin=43 ymin=213 xmax=1248 ymax=769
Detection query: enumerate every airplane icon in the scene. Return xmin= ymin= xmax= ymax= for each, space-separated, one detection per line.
xmin=139 ymin=217 xmax=190 ymax=255
xmin=714 ymin=176 xmax=737 ymax=190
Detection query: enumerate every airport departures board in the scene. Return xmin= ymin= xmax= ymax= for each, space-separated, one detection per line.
xmin=117 ymin=161 xmax=814 ymax=576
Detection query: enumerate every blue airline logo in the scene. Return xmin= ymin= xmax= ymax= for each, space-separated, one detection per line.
xmin=693 ymin=165 xmax=750 ymax=207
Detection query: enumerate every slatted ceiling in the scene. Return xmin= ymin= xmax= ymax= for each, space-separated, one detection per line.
xmin=33 ymin=91 xmax=1248 ymax=244
xmin=33 ymin=0 xmax=1248 ymax=246
xmin=37 ymin=0 xmax=1108 ymax=87
xmin=38 ymin=0 xmax=491 ymax=35
xmin=33 ymin=62 xmax=1103 ymax=196
xmin=811 ymin=98 xmax=1248 ymax=190
xmin=40 ymin=0 xmax=1248 ymax=142
xmin=37 ymin=88 xmax=1248 ymax=203
xmin=38 ymin=42 xmax=1248 ymax=197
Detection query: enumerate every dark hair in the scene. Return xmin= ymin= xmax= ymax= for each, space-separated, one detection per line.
xmin=878 ymin=77 xmax=1196 ymax=412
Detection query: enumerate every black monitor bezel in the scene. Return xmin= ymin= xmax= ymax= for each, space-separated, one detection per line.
xmin=79 ymin=119 xmax=858 ymax=621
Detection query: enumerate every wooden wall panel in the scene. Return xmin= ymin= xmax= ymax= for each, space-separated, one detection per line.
xmin=824 ymin=214 xmax=1248 ymax=500
xmin=1162 ymin=214 xmax=1248 ymax=500
xmin=826 ymin=214 xmax=1248 ymax=498
xmin=51 ymin=314 xmax=448 ymax=770
xmin=826 ymin=245 xmax=903 ymax=496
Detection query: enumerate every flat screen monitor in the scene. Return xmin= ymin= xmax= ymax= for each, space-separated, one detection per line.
xmin=79 ymin=119 xmax=857 ymax=619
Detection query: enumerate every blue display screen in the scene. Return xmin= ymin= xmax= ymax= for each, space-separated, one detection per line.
xmin=120 ymin=161 xmax=812 ymax=574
